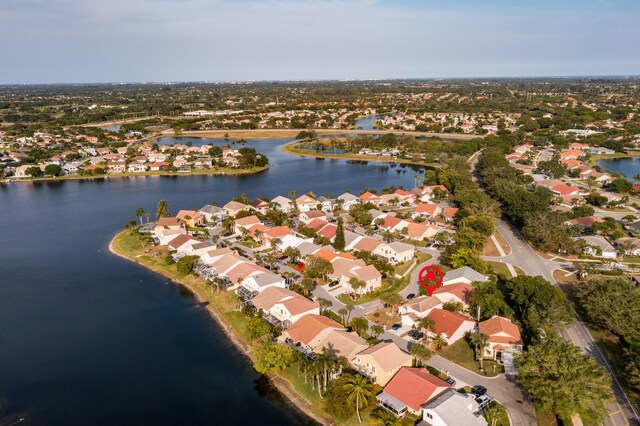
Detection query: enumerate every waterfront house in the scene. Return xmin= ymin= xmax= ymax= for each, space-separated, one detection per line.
xmin=360 ymin=191 xmax=383 ymax=205
xmin=376 ymin=368 xmax=451 ymax=417
xmin=167 ymin=234 xmax=201 ymax=252
xmin=374 ymin=242 xmax=415 ymax=264
xmin=250 ymin=287 xmax=319 ymax=328
xmin=337 ymin=192 xmax=360 ymax=210
xmin=478 ymin=316 xmax=523 ymax=361
xmin=270 ymin=195 xmax=294 ymax=213
xmin=223 ymin=200 xmax=250 ymax=217
xmin=199 ymin=247 xmax=234 ymax=265
xmin=280 ymin=314 xmax=344 ymax=348
xmin=422 ymin=389 xmax=487 ymax=426
xmin=150 ymin=161 xmax=170 ymax=171
xmin=249 ymin=198 xmax=270 ymax=215
xmin=176 ymin=210 xmax=206 ymax=227
xmin=199 ymin=204 xmax=227 ymax=223
xmin=107 ymin=161 xmax=126 ymax=173
xmin=238 ymin=270 xmax=286 ymax=299
xmin=352 ymin=342 xmax=413 ymax=386
xmin=296 ymin=195 xmax=317 ymax=212
xmin=425 ymin=309 xmax=475 ymax=345
xmin=181 ymin=241 xmax=217 ymax=257
xmin=442 ymin=267 xmax=489 ymax=286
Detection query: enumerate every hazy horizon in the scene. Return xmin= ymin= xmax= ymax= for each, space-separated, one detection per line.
xmin=2 ymin=0 xmax=639 ymax=85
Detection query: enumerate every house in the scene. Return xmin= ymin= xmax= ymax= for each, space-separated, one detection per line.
xmin=378 ymin=215 xmax=410 ymax=233
xmin=478 ymin=316 xmax=523 ymax=360
xmin=422 ymin=389 xmax=487 ymax=426
xmin=432 ymin=282 xmax=473 ymax=309
xmin=107 ymin=161 xmax=126 ymax=173
xmin=335 ymin=261 xmax=383 ymax=293
xmin=550 ymin=184 xmax=581 ymax=196
xmin=442 ymin=267 xmax=489 ymax=286
xmin=181 ymin=241 xmax=217 ymax=257
xmin=352 ymin=342 xmax=413 ymax=386
xmin=249 ymin=198 xmax=270 ymax=214
xmin=632 ymin=220 xmax=640 ymax=234
xmin=300 ymin=210 xmax=327 ymax=225
xmin=199 ymin=204 xmax=227 ymax=223
xmin=414 ymin=203 xmax=442 ymax=219
xmin=374 ymin=242 xmax=415 ymax=264
xmin=167 ymin=234 xmax=201 ymax=252
xmin=394 ymin=188 xmax=416 ymax=204
xmin=360 ymin=191 xmax=383 ymax=205
xmin=249 ymin=287 xmax=319 ymax=328
xmin=399 ymin=296 xmax=442 ymax=327
xmin=559 ymin=149 xmax=585 ymax=161
xmin=156 ymin=228 xmax=186 ymax=245
xmin=150 ymin=161 xmax=170 ymax=171
xmin=316 ymin=196 xmax=334 ymax=212
xmin=569 ymin=142 xmax=590 ymax=150
xmin=615 ymin=238 xmax=640 ymax=256
xmin=337 ymin=192 xmax=360 ymax=210
xmin=238 ymin=270 xmax=287 ymax=297
xmin=442 ymin=207 xmax=459 ymax=222
xmin=154 ymin=217 xmax=184 ymax=235
xmin=406 ymin=223 xmax=440 ymax=241
xmin=578 ymin=235 xmax=617 ymax=259
xmin=565 ymin=216 xmax=605 ymax=231
xmin=234 ymin=215 xmax=261 ymax=235
xmin=176 ymin=210 xmax=205 ymax=227
xmin=223 ymin=200 xmax=249 ymax=217
xmin=347 ymin=236 xmax=383 ymax=253
xmin=376 ymin=368 xmax=451 ymax=417
xmin=199 ymin=247 xmax=234 ymax=265
xmin=271 ymin=195 xmax=294 ymax=213
xmin=260 ymin=226 xmax=293 ymax=246
xmin=296 ymin=194 xmax=317 ymax=212
xmin=425 ymin=309 xmax=476 ymax=344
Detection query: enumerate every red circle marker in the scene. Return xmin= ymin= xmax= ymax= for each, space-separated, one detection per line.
xmin=418 ymin=265 xmax=443 ymax=296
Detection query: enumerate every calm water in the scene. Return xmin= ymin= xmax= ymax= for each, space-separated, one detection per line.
xmin=355 ymin=115 xmax=384 ymax=130
xmin=0 ymin=138 xmax=419 ymax=425
xmin=597 ymin=157 xmax=640 ymax=180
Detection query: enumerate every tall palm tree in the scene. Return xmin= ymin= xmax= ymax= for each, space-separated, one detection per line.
xmin=350 ymin=317 xmax=369 ymax=336
xmin=156 ymin=199 xmax=169 ymax=219
xmin=145 ymin=212 xmax=150 ymax=223
xmin=316 ymin=348 xmax=338 ymax=393
xmin=135 ymin=207 xmax=145 ymax=225
xmin=344 ymin=374 xmax=374 ymax=424
xmin=416 ymin=317 xmax=436 ymax=343
xmin=317 ymin=298 xmax=332 ymax=313
xmin=432 ymin=335 xmax=448 ymax=351
xmin=467 ymin=332 xmax=489 ymax=370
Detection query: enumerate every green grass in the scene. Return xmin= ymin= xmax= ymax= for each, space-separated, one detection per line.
xmin=484 ymin=401 xmax=510 ymax=426
xmin=239 ymin=240 xmax=260 ymax=249
xmin=337 ymin=277 xmax=408 ymax=305
xmin=623 ymin=255 xmax=640 ymax=264
xmin=394 ymin=259 xmax=415 ymax=276
xmin=439 ymin=339 xmax=504 ymax=377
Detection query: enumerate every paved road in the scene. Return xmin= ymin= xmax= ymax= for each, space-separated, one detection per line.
xmin=428 ymin=355 xmax=537 ymax=426
xmin=494 ymin=219 xmax=639 ymax=426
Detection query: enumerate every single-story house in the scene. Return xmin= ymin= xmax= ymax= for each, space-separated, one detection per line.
xmin=376 ymin=368 xmax=451 ymax=417
xmin=425 ymin=308 xmax=476 ymax=345
xmin=478 ymin=316 xmax=523 ymax=361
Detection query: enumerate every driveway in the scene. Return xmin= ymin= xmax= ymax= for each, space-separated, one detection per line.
xmin=428 ymin=355 xmax=537 ymax=426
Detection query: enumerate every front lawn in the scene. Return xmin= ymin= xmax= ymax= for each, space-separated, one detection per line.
xmin=439 ymin=339 xmax=504 ymax=377
xmin=337 ymin=277 xmax=408 ymax=305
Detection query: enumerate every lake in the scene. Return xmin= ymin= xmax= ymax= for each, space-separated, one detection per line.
xmin=597 ymin=157 xmax=640 ymax=180
xmin=0 ymin=137 xmax=421 ymax=425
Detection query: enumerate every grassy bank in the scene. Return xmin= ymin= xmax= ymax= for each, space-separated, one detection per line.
xmin=109 ymin=230 xmax=332 ymax=425
xmin=4 ymin=165 xmax=269 ymax=184
xmin=587 ymin=150 xmax=640 ymax=166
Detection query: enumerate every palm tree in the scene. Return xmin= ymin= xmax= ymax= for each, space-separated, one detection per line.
xmin=370 ymin=325 xmax=384 ymax=339
xmin=316 ymin=348 xmax=338 ymax=393
xmin=380 ymin=293 xmax=403 ymax=314
xmin=349 ymin=277 xmax=365 ymax=296
xmin=370 ymin=408 xmax=400 ymax=426
xmin=410 ymin=343 xmax=432 ymax=366
xmin=135 ymin=207 xmax=145 ymax=225
xmin=344 ymin=374 xmax=374 ymax=424
xmin=432 ymin=335 xmax=448 ymax=351
xmin=156 ymin=199 xmax=169 ymax=219
xmin=416 ymin=317 xmax=436 ymax=343
xmin=318 ymin=297 xmax=332 ymax=313
xmin=350 ymin=317 xmax=369 ymax=336
xmin=145 ymin=212 xmax=150 ymax=223
xmin=467 ymin=332 xmax=489 ymax=370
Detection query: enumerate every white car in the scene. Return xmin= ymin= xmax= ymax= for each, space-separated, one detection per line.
xmin=476 ymin=395 xmax=492 ymax=409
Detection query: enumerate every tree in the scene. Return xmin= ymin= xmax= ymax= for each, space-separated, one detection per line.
xmin=380 ymin=293 xmax=403 ymax=314
xmin=483 ymin=402 xmax=508 ymax=426
xmin=343 ymin=374 xmax=374 ymax=423
xmin=448 ymin=246 xmax=487 ymax=273
xmin=610 ymin=178 xmax=633 ymax=193
xmin=253 ymin=343 xmax=295 ymax=374
xmin=284 ymin=246 xmax=301 ymax=263
xmin=338 ymin=304 xmax=355 ymax=324
xmin=416 ymin=317 xmax=435 ymax=341
xmin=44 ymin=164 xmax=61 ymax=176
xmin=505 ymin=276 xmax=574 ymax=335
xmin=333 ymin=218 xmax=346 ymax=250
xmin=349 ymin=277 xmax=365 ymax=295
xmin=516 ymin=336 xmax=613 ymax=423
xmin=135 ymin=207 xmax=145 ymax=225
xmin=350 ymin=317 xmax=369 ymax=336
xmin=442 ymin=301 xmax=463 ymax=312
xmin=469 ymin=281 xmax=512 ymax=320
xmin=176 ymin=255 xmax=198 ymax=274
xmin=304 ymin=255 xmax=333 ymax=280
xmin=370 ymin=408 xmax=400 ymax=426
xmin=318 ymin=297 xmax=332 ymax=313
xmin=247 ymin=315 xmax=273 ymax=341
xmin=432 ymin=335 xmax=448 ymax=351
xmin=370 ymin=325 xmax=384 ymax=339
xmin=410 ymin=343 xmax=432 ymax=366
xmin=466 ymin=332 xmax=489 ymax=369
xmin=299 ymin=277 xmax=315 ymax=296
xmin=156 ymin=199 xmax=170 ymax=219
xmin=26 ymin=166 xmax=41 ymax=177
xmin=575 ymin=278 xmax=640 ymax=341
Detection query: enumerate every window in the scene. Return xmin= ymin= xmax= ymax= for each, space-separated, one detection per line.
xmin=426 ymin=413 xmax=433 ymax=419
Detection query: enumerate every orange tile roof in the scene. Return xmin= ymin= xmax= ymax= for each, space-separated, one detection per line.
xmin=432 ymin=282 xmax=473 ymax=304
xmin=285 ymin=314 xmax=343 ymax=345
xmin=383 ymin=368 xmax=450 ymax=412
xmin=478 ymin=316 xmax=523 ymax=345
xmin=426 ymin=309 xmax=473 ymax=338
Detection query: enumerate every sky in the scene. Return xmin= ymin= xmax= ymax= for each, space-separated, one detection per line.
xmin=0 ymin=0 xmax=639 ymax=84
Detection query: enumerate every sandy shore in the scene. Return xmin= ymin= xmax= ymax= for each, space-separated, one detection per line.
xmin=107 ymin=232 xmax=329 ymax=425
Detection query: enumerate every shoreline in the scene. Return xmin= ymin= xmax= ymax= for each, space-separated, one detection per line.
xmin=107 ymin=231 xmax=329 ymax=426
xmin=2 ymin=165 xmax=269 ymax=184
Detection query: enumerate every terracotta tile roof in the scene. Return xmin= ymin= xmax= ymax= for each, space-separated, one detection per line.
xmin=167 ymin=234 xmax=200 ymax=250
xmin=478 ymin=316 xmax=523 ymax=345
xmin=360 ymin=191 xmax=381 ymax=201
xmin=432 ymin=282 xmax=473 ymax=304
xmin=383 ymin=368 xmax=451 ymax=412
xmin=566 ymin=216 xmax=605 ymax=228
xmin=263 ymin=226 xmax=292 ymax=238
xmin=426 ymin=309 xmax=474 ymax=339
xmin=285 ymin=314 xmax=343 ymax=345
xmin=317 ymin=224 xmax=338 ymax=239
xmin=353 ymin=237 xmax=383 ymax=252
xmin=307 ymin=218 xmax=329 ymax=231
xmin=442 ymin=207 xmax=459 ymax=219
xmin=415 ymin=203 xmax=439 ymax=215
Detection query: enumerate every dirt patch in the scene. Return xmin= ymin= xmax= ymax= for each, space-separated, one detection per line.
xmin=482 ymin=237 xmax=501 ymax=257
xmin=367 ymin=308 xmax=401 ymax=328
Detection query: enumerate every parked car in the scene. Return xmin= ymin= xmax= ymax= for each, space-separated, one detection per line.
xmin=475 ymin=395 xmax=492 ymax=408
xmin=391 ymin=323 xmax=402 ymax=331
xmin=445 ymin=378 xmax=456 ymax=386
xmin=406 ymin=293 xmax=416 ymax=300
xmin=328 ymin=280 xmax=340 ymax=288
xmin=471 ymin=385 xmax=487 ymax=397
xmin=408 ymin=330 xmax=424 ymax=340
